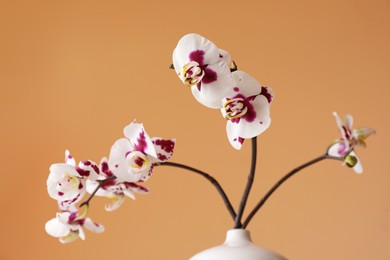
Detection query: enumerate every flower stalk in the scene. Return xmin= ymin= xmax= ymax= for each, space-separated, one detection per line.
xmin=234 ymin=137 xmax=257 ymax=229
xmin=79 ymin=176 xmax=117 ymax=208
xmin=156 ymin=161 xmax=237 ymax=221
xmin=242 ymin=154 xmax=345 ymax=228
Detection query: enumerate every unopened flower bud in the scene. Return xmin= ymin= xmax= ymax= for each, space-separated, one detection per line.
xmin=345 ymin=154 xmax=358 ymax=168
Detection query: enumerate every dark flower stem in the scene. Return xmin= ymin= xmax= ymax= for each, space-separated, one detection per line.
xmin=79 ymin=176 xmax=116 ymax=208
xmin=156 ymin=161 xmax=237 ymax=221
xmin=242 ymin=154 xmax=345 ymax=228
xmin=234 ymin=137 xmax=257 ymax=229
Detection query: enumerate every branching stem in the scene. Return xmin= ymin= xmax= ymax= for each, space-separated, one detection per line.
xmin=79 ymin=176 xmax=116 ymax=208
xmin=242 ymin=154 xmax=344 ymax=228
xmin=156 ymin=162 xmax=237 ymax=221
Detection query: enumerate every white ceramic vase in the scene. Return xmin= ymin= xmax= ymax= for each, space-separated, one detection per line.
xmin=190 ymin=229 xmax=287 ymax=260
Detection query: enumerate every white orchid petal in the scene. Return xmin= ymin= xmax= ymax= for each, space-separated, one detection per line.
xmin=230 ymin=71 xmax=262 ymax=98
xmin=65 ymin=150 xmax=76 ymax=167
xmin=83 ymin=218 xmax=105 ymax=233
xmin=226 ymin=95 xmax=271 ymax=139
xmin=85 ymin=180 xmax=113 ymax=196
xmin=78 ymin=227 xmax=86 ymax=240
xmin=109 ymin=138 xmax=140 ymax=182
xmin=345 ymin=114 xmax=353 ymax=132
xmin=190 ymin=62 xmax=235 ymax=108
xmin=350 ymin=151 xmax=363 ymax=174
xmin=173 ymin=33 xmax=220 ymax=71
xmin=49 ymin=163 xmax=81 ymax=178
xmin=123 ymin=122 xmax=157 ymax=158
xmin=45 ymin=218 xmax=70 ymax=238
xmin=105 ymin=195 xmax=125 ymax=211
xmin=333 ymin=112 xmax=346 ymax=137
xmin=218 ymin=49 xmax=233 ymax=69
xmin=47 ymin=164 xmax=85 ymax=201
xmin=123 ymin=190 xmax=136 ymax=200
xmin=59 ymin=231 xmax=79 ymax=244
xmin=226 ymin=131 xmax=245 ymax=150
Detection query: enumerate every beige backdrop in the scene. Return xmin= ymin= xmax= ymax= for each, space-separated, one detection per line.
xmin=1 ymin=0 xmax=389 ymax=259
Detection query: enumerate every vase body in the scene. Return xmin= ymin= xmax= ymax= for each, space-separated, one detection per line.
xmin=190 ymin=229 xmax=286 ymax=260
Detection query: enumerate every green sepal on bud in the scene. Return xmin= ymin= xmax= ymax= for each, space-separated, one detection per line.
xmin=344 ymin=154 xmax=358 ymax=168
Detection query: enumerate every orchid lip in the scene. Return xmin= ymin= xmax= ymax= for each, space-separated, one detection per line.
xmin=222 ymin=98 xmax=248 ymax=119
xmin=57 ymin=173 xmax=79 ymax=192
xmin=126 ymin=151 xmax=150 ymax=172
xmin=181 ymin=61 xmax=205 ymax=87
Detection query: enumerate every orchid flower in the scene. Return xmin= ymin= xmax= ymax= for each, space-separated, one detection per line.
xmin=86 ymin=158 xmax=150 ymax=211
xmin=172 ymin=33 xmax=235 ymax=108
xmin=327 ymin=112 xmax=375 ymax=173
xmin=47 ymin=150 xmax=100 ymax=210
xmin=109 ymin=120 xmax=175 ymax=182
xmin=221 ymin=71 xmax=274 ymax=150
xmin=45 ymin=209 xmax=104 ymax=243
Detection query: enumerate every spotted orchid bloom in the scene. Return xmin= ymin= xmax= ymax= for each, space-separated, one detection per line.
xmin=47 ymin=150 xmax=100 ymax=210
xmin=86 ymin=158 xmax=150 ymax=211
xmin=173 ymin=33 xmax=235 ymax=108
xmin=109 ymin=120 xmax=175 ymax=182
xmin=221 ymin=70 xmax=274 ymax=150
xmin=45 ymin=209 xmax=104 ymax=243
xmin=327 ymin=112 xmax=375 ymax=173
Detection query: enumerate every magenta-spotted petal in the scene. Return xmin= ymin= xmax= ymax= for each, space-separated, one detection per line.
xmin=333 ymin=112 xmax=352 ymax=140
xmin=151 ymin=137 xmax=176 ymax=162
xmin=190 ymin=61 xmax=235 ymax=108
xmin=173 ymin=34 xmax=236 ymax=108
xmin=221 ymin=71 xmax=273 ymax=149
xmin=65 ymin=150 xmax=76 ymax=166
xmin=125 ymin=182 xmax=150 ymax=194
xmin=77 ymin=160 xmax=100 ymax=181
xmin=172 ymin=33 xmax=220 ymax=75
xmin=328 ymin=140 xmax=350 ymax=157
xmin=47 ymin=163 xmax=86 ymax=203
xmin=46 ymin=211 xmax=104 ymax=243
xmin=83 ymin=218 xmax=105 ymax=233
xmin=229 ymin=71 xmax=263 ymax=98
xmin=123 ymin=121 xmax=157 ymax=158
xmin=109 ymin=138 xmax=143 ymax=182
xmin=227 ymin=135 xmax=246 ymax=150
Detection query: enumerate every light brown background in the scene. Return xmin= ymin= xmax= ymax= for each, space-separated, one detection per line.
xmin=1 ymin=0 xmax=389 ymax=259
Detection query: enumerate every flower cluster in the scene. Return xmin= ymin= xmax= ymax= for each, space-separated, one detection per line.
xmin=328 ymin=112 xmax=375 ymax=173
xmin=173 ymin=33 xmax=274 ymax=150
xmin=46 ymin=33 xmax=375 ymax=245
xmin=45 ymin=121 xmax=175 ymax=243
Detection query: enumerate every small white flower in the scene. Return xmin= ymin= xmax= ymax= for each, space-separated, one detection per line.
xmin=109 ymin=120 xmax=175 ymax=182
xmin=45 ymin=210 xmax=104 ymax=243
xmin=221 ymin=71 xmax=274 ymax=150
xmin=327 ymin=112 xmax=375 ymax=173
xmin=173 ymin=33 xmax=235 ymax=108
xmin=47 ymin=150 xmax=100 ymax=210
xmin=86 ymin=158 xmax=150 ymax=211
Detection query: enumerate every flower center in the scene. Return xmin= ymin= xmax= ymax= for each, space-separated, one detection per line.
xmin=57 ymin=173 xmax=80 ymax=193
xmin=126 ymin=151 xmax=150 ymax=173
xmin=222 ymin=98 xmax=248 ymax=119
xmin=181 ymin=61 xmax=205 ymax=87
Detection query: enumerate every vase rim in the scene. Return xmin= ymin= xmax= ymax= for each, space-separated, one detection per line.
xmin=225 ymin=228 xmax=252 ymax=246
